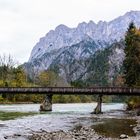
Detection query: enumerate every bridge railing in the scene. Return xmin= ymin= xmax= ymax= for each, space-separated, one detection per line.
xmin=0 ymin=87 xmax=139 ymax=95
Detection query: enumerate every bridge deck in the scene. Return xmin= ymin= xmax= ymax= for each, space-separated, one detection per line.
xmin=0 ymin=87 xmax=140 ymax=96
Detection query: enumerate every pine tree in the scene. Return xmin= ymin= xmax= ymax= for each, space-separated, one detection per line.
xmin=123 ymin=22 xmax=140 ymax=87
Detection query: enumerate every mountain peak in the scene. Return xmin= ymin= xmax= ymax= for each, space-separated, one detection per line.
xmin=77 ymin=22 xmax=87 ymax=27
xmin=55 ymin=24 xmax=70 ymax=32
xmin=124 ymin=10 xmax=140 ymax=20
xmin=125 ymin=10 xmax=140 ymax=15
xmin=29 ymin=10 xmax=140 ymax=62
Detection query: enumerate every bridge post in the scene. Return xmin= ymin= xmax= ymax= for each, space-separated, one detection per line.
xmin=93 ymin=95 xmax=103 ymax=114
xmin=40 ymin=95 xmax=52 ymax=111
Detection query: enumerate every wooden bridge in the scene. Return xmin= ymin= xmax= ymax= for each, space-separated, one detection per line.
xmin=0 ymin=87 xmax=140 ymax=95
xmin=0 ymin=87 xmax=140 ymax=114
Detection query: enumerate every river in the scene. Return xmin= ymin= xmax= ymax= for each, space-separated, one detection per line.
xmin=0 ymin=103 xmax=136 ymax=139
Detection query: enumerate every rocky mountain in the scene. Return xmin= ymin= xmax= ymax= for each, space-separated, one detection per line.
xmin=49 ymin=41 xmax=125 ymax=86
xmin=24 ymin=11 xmax=140 ymax=85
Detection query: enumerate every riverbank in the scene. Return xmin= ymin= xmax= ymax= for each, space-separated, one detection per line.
xmin=133 ymin=115 xmax=140 ymax=136
xmin=0 ymin=102 xmax=36 ymax=104
xmin=29 ymin=126 xmax=107 ymax=140
xmin=0 ymin=103 xmax=138 ymax=140
xmin=3 ymin=123 xmax=140 ymax=140
xmin=28 ymin=117 xmax=140 ymax=140
xmin=28 ymin=112 xmax=140 ymax=140
xmin=28 ymin=118 xmax=140 ymax=140
xmin=0 ymin=111 xmax=37 ymax=121
xmin=125 ymin=115 xmax=140 ymax=140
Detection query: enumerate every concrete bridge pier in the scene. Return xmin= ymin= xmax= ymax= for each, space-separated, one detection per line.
xmin=40 ymin=95 xmax=52 ymax=111
xmin=92 ymin=95 xmax=103 ymax=114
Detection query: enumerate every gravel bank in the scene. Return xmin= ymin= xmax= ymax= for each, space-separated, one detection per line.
xmin=125 ymin=115 xmax=140 ymax=140
xmin=28 ymin=115 xmax=140 ymax=140
xmin=133 ymin=116 xmax=140 ymax=136
xmin=28 ymin=127 xmax=109 ymax=140
xmin=2 ymin=116 xmax=140 ymax=140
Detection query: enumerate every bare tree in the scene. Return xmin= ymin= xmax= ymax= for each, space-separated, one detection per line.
xmin=0 ymin=54 xmax=18 ymax=83
xmin=0 ymin=54 xmax=17 ymax=68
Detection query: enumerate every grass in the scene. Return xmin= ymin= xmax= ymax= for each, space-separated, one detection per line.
xmin=0 ymin=111 xmax=37 ymax=121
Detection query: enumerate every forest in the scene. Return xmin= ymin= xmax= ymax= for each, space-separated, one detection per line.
xmin=0 ymin=55 xmax=126 ymax=104
xmin=0 ymin=55 xmax=95 ymax=103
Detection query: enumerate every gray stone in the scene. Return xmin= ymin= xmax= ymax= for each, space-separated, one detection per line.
xmin=120 ymin=134 xmax=128 ymax=139
xmin=80 ymin=136 xmax=86 ymax=140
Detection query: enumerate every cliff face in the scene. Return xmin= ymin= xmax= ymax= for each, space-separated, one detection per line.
xmin=24 ymin=11 xmax=140 ymax=85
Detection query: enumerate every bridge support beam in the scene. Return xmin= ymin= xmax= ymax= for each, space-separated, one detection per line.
xmin=93 ymin=95 xmax=103 ymax=114
xmin=40 ymin=95 xmax=52 ymax=111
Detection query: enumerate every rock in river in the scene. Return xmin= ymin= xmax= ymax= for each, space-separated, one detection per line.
xmin=120 ymin=134 xmax=129 ymax=139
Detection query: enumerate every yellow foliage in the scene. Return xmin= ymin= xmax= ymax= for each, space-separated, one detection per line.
xmin=38 ymin=70 xmax=58 ymax=87
xmin=135 ymin=29 xmax=140 ymax=36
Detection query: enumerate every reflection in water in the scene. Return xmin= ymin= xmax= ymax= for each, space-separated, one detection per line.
xmin=92 ymin=118 xmax=136 ymax=138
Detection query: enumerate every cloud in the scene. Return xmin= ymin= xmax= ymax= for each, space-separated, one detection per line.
xmin=0 ymin=0 xmax=140 ymax=63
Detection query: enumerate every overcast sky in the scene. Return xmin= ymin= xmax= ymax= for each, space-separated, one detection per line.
xmin=0 ymin=0 xmax=140 ymax=64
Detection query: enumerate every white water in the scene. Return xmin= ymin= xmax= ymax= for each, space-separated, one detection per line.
xmin=0 ymin=103 xmax=125 ymax=139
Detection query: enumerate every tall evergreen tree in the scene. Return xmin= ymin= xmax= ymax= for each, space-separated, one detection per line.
xmin=123 ymin=22 xmax=140 ymax=87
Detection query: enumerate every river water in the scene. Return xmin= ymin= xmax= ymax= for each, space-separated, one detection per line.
xmin=0 ymin=103 xmax=136 ymax=139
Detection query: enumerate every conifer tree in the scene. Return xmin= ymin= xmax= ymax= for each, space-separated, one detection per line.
xmin=123 ymin=22 xmax=140 ymax=87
